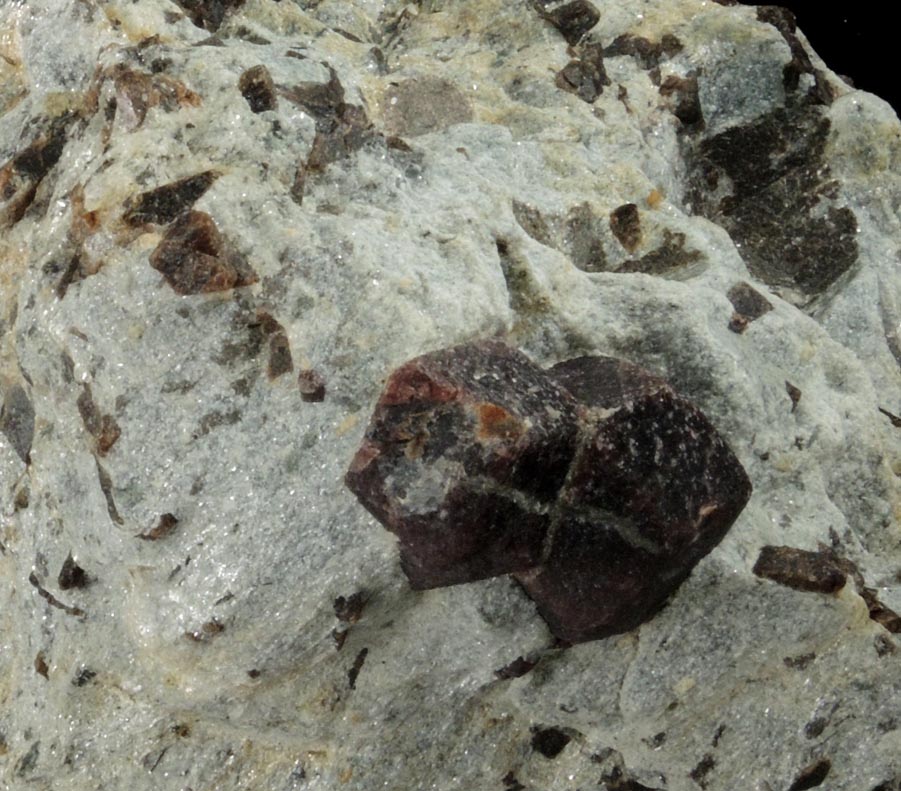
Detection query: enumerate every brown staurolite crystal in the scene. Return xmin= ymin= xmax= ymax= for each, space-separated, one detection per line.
xmin=149 ymin=210 xmax=257 ymax=294
xmin=345 ymin=341 xmax=580 ymax=588
xmin=517 ymin=356 xmax=753 ymax=643
xmin=345 ymin=341 xmax=752 ymax=643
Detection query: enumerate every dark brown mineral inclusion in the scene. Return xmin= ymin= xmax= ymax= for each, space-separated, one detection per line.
xmin=345 ymin=341 xmax=752 ymax=643
xmin=238 ymin=65 xmax=277 ymax=113
xmin=149 ymin=210 xmax=257 ymax=294
xmin=123 ymin=171 xmax=219 ymax=226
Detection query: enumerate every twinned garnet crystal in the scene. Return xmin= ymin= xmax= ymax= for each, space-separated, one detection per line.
xmin=345 ymin=341 xmax=752 ymax=644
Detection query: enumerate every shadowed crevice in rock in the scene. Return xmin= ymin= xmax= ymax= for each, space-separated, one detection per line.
xmin=345 ymin=341 xmax=751 ymax=643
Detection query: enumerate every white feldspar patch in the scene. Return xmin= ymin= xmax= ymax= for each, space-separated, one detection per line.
xmin=0 ymin=0 xmax=899 ymax=789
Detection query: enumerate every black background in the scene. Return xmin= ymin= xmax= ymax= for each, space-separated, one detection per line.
xmin=750 ymin=2 xmax=898 ymax=113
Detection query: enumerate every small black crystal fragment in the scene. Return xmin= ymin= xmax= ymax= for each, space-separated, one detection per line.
xmin=334 ymin=591 xmax=366 ymax=623
xmin=556 ymin=42 xmax=610 ymax=103
xmin=0 ymin=116 xmax=70 ymax=227
xmin=298 ymin=368 xmax=326 ymax=402
xmin=616 ymin=229 xmax=702 ymax=276
xmin=72 ymin=667 xmax=97 ymax=686
xmin=609 ymin=203 xmax=641 ymax=251
xmin=256 ymin=311 xmax=293 ymax=379
xmin=347 ymin=647 xmax=368 ymax=689
xmin=494 ymin=655 xmax=538 ymax=680
xmin=58 ymin=553 xmax=89 ymax=590
xmin=137 ymin=513 xmax=180 ymax=541
xmin=783 ymin=652 xmax=816 ymax=670
xmin=753 ymin=546 xmax=847 ymax=593
xmin=602 ymin=34 xmax=683 ymax=70
xmin=175 ymin=0 xmax=245 ymax=32
xmin=1 ymin=384 xmax=35 ymax=464
xmin=878 ymin=407 xmax=901 ymax=428
xmin=282 ymin=66 xmax=375 ymax=171
xmin=76 ymin=383 xmax=121 ymax=456
xmin=787 ymin=758 xmax=831 ymax=791
xmin=531 ymin=726 xmax=571 ymax=758
xmin=727 ymin=281 xmax=773 ymax=333
xmin=658 ymin=74 xmax=703 ymax=129
xmin=502 ymin=771 xmax=526 ymax=791
xmin=786 ymin=381 xmax=802 ymax=412
xmin=689 ymin=754 xmax=716 ymax=788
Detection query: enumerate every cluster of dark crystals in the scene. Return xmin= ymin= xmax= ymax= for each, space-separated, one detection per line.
xmin=345 ymin=341 xmax=752 ymax=644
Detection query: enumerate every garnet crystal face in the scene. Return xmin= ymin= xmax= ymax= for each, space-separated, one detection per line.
xmin=345 ymin=341 xmax=752 ymax=644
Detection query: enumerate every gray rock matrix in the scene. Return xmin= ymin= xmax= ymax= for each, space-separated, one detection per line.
xmin=0 ymin=0 xmax=899 ymax=789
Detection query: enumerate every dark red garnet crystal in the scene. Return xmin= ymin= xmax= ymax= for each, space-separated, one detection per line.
xmin=345 ymin=340 xmax=751 ymax=644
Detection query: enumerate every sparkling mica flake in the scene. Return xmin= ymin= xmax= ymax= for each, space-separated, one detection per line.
xmin=345 ymin=341 xmax=751 ymax=644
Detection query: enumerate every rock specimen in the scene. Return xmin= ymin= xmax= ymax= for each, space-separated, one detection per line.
xmin=3 ymin=0 xmax=901 ymax=787
xmin=346 ymin=341 xmax=751 ymax=643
